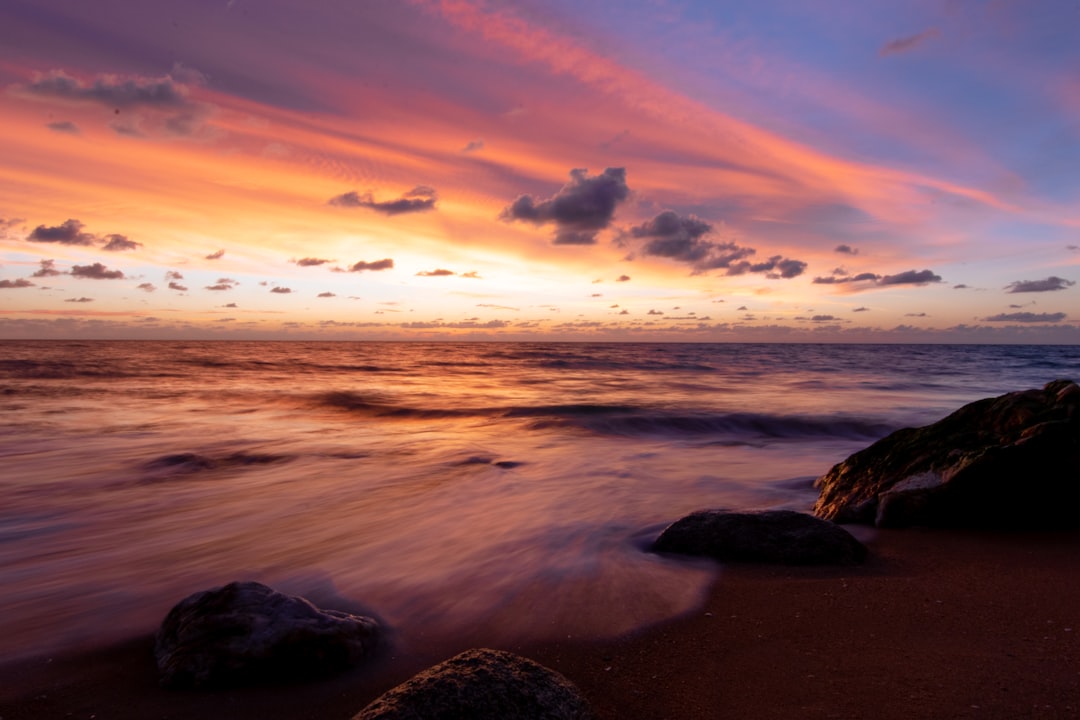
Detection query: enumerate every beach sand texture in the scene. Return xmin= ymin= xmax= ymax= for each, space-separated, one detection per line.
xmin=2 ymin=527 xmax=1078 ymax=720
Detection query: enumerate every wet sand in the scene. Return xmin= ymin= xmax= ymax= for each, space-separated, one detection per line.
xmin=2 ymin=528 xmax=1079 ymax=720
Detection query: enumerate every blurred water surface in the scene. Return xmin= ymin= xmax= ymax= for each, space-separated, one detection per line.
xmin=0 ymin=341 xmax=1076 ymax=660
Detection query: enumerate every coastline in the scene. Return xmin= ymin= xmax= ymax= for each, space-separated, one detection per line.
xmin=3 ymin=527 xmax=1079 ymax=719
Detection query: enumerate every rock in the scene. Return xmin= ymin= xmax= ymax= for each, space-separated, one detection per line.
xmin=651 ymin=509 xmax=867 ymax=565
xmin=155 ymin=581 xmax=380 ymax=689
xmin=814 ymin=379 xmax=1080 ymax=528
xmin=353 ymin=648 xmax=594 ymax=720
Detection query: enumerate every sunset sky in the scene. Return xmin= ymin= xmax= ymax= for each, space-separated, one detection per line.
xmin=1 ymin=0 xmax=1078 ymax=341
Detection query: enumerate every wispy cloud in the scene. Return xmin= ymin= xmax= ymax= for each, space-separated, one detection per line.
xmin=879 ymin=28 xmax=940 ymax=57
xmin=329 ymin=186 xmax=437 ymax=215
xmin=345 ymin=259 xmax=394 ymax=272
xmin=984 ymin=312 xmax=1067 ymax=323
xmin=1005 ymin=277 xmax=1075 ymax=293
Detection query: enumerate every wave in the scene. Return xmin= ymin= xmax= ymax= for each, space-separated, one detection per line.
xmin=140 ymin=450 xmax=295 ymax=481
xmin=316 ymin=391 xmax=477 ymax=419
xmin=527 ymin=410 xmax=895 ymax=441
xmin=480 ymin=347 xmax=716 ymax=372
xmin=0 ymin=359 xmax=150 ymax=380
xmin=314 ymin=391 xmax=893 ymax=441
xmin=181 ymin=358 xmax=393 ymax=374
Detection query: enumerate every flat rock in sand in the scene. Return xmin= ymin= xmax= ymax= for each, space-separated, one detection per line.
xmin=651 ymin=509 xmax=867 ymax=565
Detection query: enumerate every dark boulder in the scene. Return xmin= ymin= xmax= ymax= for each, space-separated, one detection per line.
xmin=155 ymin=581 xmax=380 ymax=689
xmin=814 ymin=379 xmax=1080 ymax=528
xmin=651 ymin=509 xmax=867 ymax=565
xmin=353 ymin=648 xmax=594 ymax=720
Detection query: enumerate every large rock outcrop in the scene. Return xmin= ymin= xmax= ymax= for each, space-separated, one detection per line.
xmin=155 ymin=581 xmax=381 ymax=689
xmin=814 ymin=379 xmax=1080 ymax=528
xmin=651 ymin=509 xmax=867 ymax=565
xmin=353 ymin=648 xmax=594 ymax=720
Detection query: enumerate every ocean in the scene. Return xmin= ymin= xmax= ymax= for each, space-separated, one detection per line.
xmin=1 ymin=341 xmax=1076 ymax=662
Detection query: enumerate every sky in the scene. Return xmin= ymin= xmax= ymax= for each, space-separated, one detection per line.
xmin=1 ymin=0 xmax=1079 ymax=342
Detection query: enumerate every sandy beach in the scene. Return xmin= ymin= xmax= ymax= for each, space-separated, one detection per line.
xmin=2 ymin=526 xmax=1079 ymax=719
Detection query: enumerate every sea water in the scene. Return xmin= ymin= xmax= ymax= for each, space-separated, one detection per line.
xmin=0 ymin=341 xmax=1076 ymax=660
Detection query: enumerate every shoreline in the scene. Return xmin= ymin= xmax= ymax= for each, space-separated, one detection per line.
xmin=3 ymin=528 xmax=1080 ymax=719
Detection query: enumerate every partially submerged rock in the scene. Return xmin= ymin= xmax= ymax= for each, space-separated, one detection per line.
xmin=353 ymin=648 xmax=594 ymax=720
xmin=155 ymin=581 xmax=380 ymax=689
xmin=814 ymin=379 xmax=1080 ymax=528
xmin=651 ymin=509 xmax=867 ymax=565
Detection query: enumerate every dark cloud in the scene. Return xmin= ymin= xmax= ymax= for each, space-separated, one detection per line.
xmin=835 ymin=244 xmax=859 ymax=255
xmin=46 ymin=120 xmax=80 ymax=134
xmin=64 ymin=297 xmax=94 ymax=303
xmin=905 ymin=312 xmax=928 ymax=318
xmin=137 ymin=282 xmax=156 ymax=292
xmin=32 ymin=259 xmax=62 ymax=277
xmin=616 ymin=275 xmax=631 ymax=282
xmin=27 ymin=219 xmax=95 ymax=245
xmin=462 ymin=139 xmax=484 ymax=153
xmin=1005 ymin=277 xmax=1075 ymax=293
xmin=70 ymin=262 xmax=124 ymax=279
xmin=22 ymin=70 xmax=191 ymax=110
xmin=984 ymin=312 xmax=1067 ymax=323
xmin=648 ymin=309 xmax=664 ymax=315
xmin=0 ymin=278 xmax=34 ymax=289
xmin=317 ymin=292 xmax=336 ymax=298
xmin=853 ymin=307 xmax=869 ymax=312
xmin=953 ymin=284 xmax=970 ymax=289
xmin=168 ymin=281 xmax=188 ymax=292
xmin=270 ymin=286 xmax=292 ymax=294
xmin=500 ymin=167 xmax=629 ymax=245
xmin=165 ymin=270 xmax=184 ymax=280
xmin=416 ymin=268 xmax=454 ymax=277
xmin=205 ymin=249 xmax=225 ymax=260
xmin=329 ymin=186 xmax=437 ymax=215
xmin=223 ymin=303 xmax=238 ymax=308
xmin=348 ymin=259 xmax=394 ymax=272
xmin=205 ymin=278 xmax=238 ymax=291
xmin=631 ymin=211 xmax=716 ymax=262
xmin=811 ymin=315 xmax=836 ymax=322
xmin=292 ymin=257 xmax=334 ymax=266
xmin=101 ymin=234 xmax=142 ymax=251
xmin=629 ymin=210 xmax=804 ymax=278
xmin=880 ymin=27 xmax=940 ymax=57
xmin=20 ymin=68 xmax=213 ymax=138
xmin=879 ymin=269 xmax=942 ymax=286
xmin=814 ymin=269 xmax=940 ymax=287
xmin=725 ymin=256 xmax=808 ymax=279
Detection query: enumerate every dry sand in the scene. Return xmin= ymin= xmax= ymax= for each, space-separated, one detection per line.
xmin=2 ymin=528 xmax=1079 ymax=720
